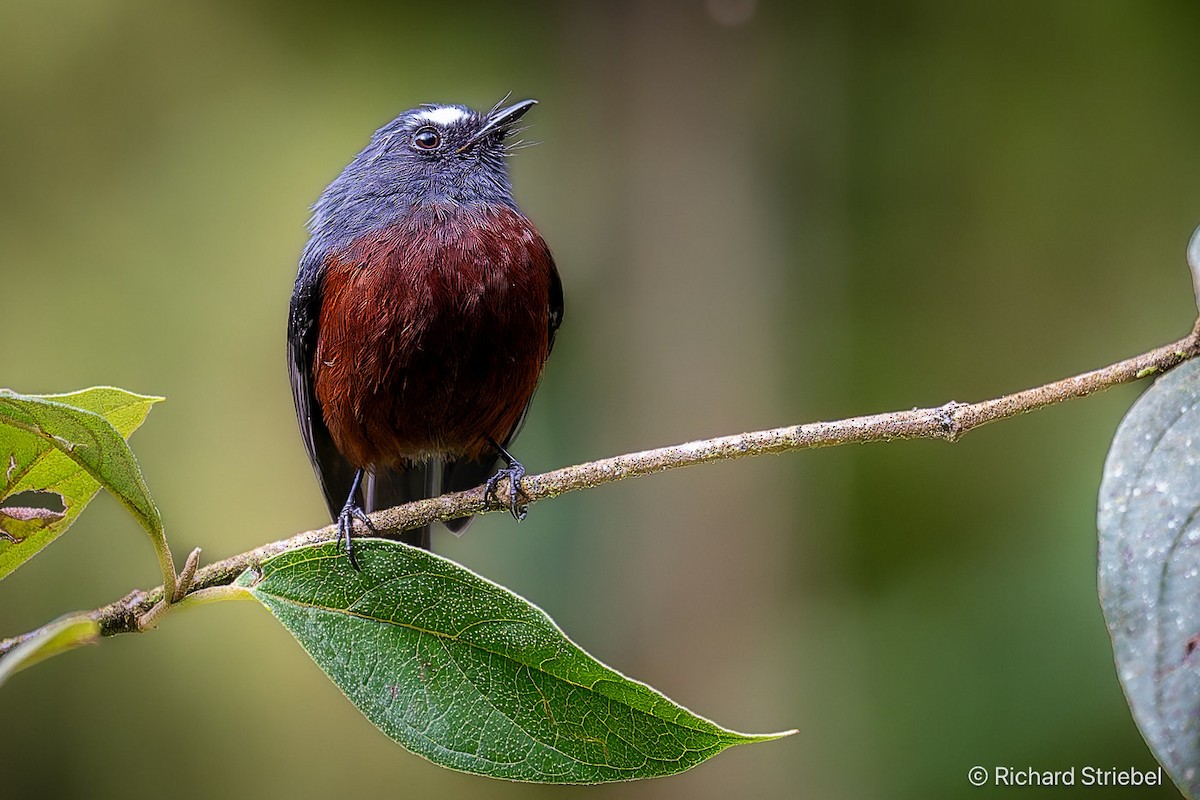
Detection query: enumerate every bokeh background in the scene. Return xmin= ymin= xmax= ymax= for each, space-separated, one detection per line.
xmin=3 ymin=1 xmax=1199 ymax=798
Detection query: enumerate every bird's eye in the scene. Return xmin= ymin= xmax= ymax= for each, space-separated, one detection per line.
xmin=413 ymin=127 xmax=441 ymax=151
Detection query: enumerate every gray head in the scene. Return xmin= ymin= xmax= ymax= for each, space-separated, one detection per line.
xmin=307 ymin=98 xmax=537 ymax=253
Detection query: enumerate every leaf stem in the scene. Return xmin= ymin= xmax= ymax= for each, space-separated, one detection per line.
xmin=154 ymin=537 xmax=178 ymax=608
xmin=3 ymin=317 xmax=1200 ymax=659
xmin=137 ymin=583 xmax=249 ymax=631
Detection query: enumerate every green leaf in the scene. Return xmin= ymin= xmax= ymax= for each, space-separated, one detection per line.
xmin=0 ymin=387 xmax=162 ymax=580
xmin=1099 ymin=357 xmax=1200 ymax=797
xmin=0 ymin=615 xmax=100 ymax=686
xmin=236 ymin=540 xmax=791 ymax=783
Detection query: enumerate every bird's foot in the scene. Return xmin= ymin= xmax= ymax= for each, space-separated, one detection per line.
xmin=484 ymin=459 xmax=529 ymax=521
xmin=337 ymin=498 xmax=377 ymax=571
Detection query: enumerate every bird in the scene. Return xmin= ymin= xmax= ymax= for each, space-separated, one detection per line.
xmin=287 ymin=97 xmax=563 ymax=566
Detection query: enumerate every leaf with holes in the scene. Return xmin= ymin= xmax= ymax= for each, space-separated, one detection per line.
xmin=235 ymin=539 xmax=792 ymax=783
xmin=1099 ymin=357 xmax=1200 ymax=797
xmin=0 ymin=387 xmax=162 ymax=579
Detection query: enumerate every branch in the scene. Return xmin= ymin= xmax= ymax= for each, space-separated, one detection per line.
xmin=4 ymin=317 xmax=1200 ymax=658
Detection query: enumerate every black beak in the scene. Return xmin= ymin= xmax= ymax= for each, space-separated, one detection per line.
xmin=457 ymin=98 xmax=537 ymax=153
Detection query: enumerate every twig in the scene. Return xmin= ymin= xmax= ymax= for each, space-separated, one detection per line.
xmin=3 ymin=318 xmax=1199 ymax=658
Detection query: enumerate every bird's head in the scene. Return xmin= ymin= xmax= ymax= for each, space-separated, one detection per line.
xmin=318 ymin=98 xmax=537 ymax=219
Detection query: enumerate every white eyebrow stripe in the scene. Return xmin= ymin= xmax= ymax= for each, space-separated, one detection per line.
xmin=416 ymin=106 xmax=469 ymax=126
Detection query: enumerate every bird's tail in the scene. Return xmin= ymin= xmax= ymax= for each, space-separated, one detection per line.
xmin=364 ymin=466 xmax=432 ymax=549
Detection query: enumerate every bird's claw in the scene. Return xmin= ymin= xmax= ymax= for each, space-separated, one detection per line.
xmin=484 ymin=460 xmax=529 ymax=521
xmin=337 ymin=501 xmax=377 ymax=570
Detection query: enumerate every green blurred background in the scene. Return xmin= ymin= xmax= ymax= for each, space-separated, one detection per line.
xmin=2 ymin=1 xmax=1198 ymax=798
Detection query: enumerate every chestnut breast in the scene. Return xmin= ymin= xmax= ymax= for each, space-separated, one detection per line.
xmin=313 ymin=203 xmax=553 ymax=469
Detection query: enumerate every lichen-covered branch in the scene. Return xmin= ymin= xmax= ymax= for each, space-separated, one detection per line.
xmin=3 ymin=317 xmax=1199 ymax=660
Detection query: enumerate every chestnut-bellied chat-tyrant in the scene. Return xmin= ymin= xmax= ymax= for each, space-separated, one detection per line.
xmin=288 ymin=98 xmax=563 ymax=566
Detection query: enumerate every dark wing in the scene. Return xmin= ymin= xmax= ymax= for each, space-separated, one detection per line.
xmin=546 ymin=258 xmax=564 ymax=356
xmin=289 ymin=253 xmax=432 ymax=549
xmin=287 ymin=256 xmax=359 ymax=520
xmin=441 ymin=254 xmax=564 ymax=532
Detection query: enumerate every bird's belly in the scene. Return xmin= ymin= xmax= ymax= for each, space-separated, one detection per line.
xmin=368 ymin=302 xmax=543 ymax=463
xmin=314 ymin=251 xmax=548 ymax=469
